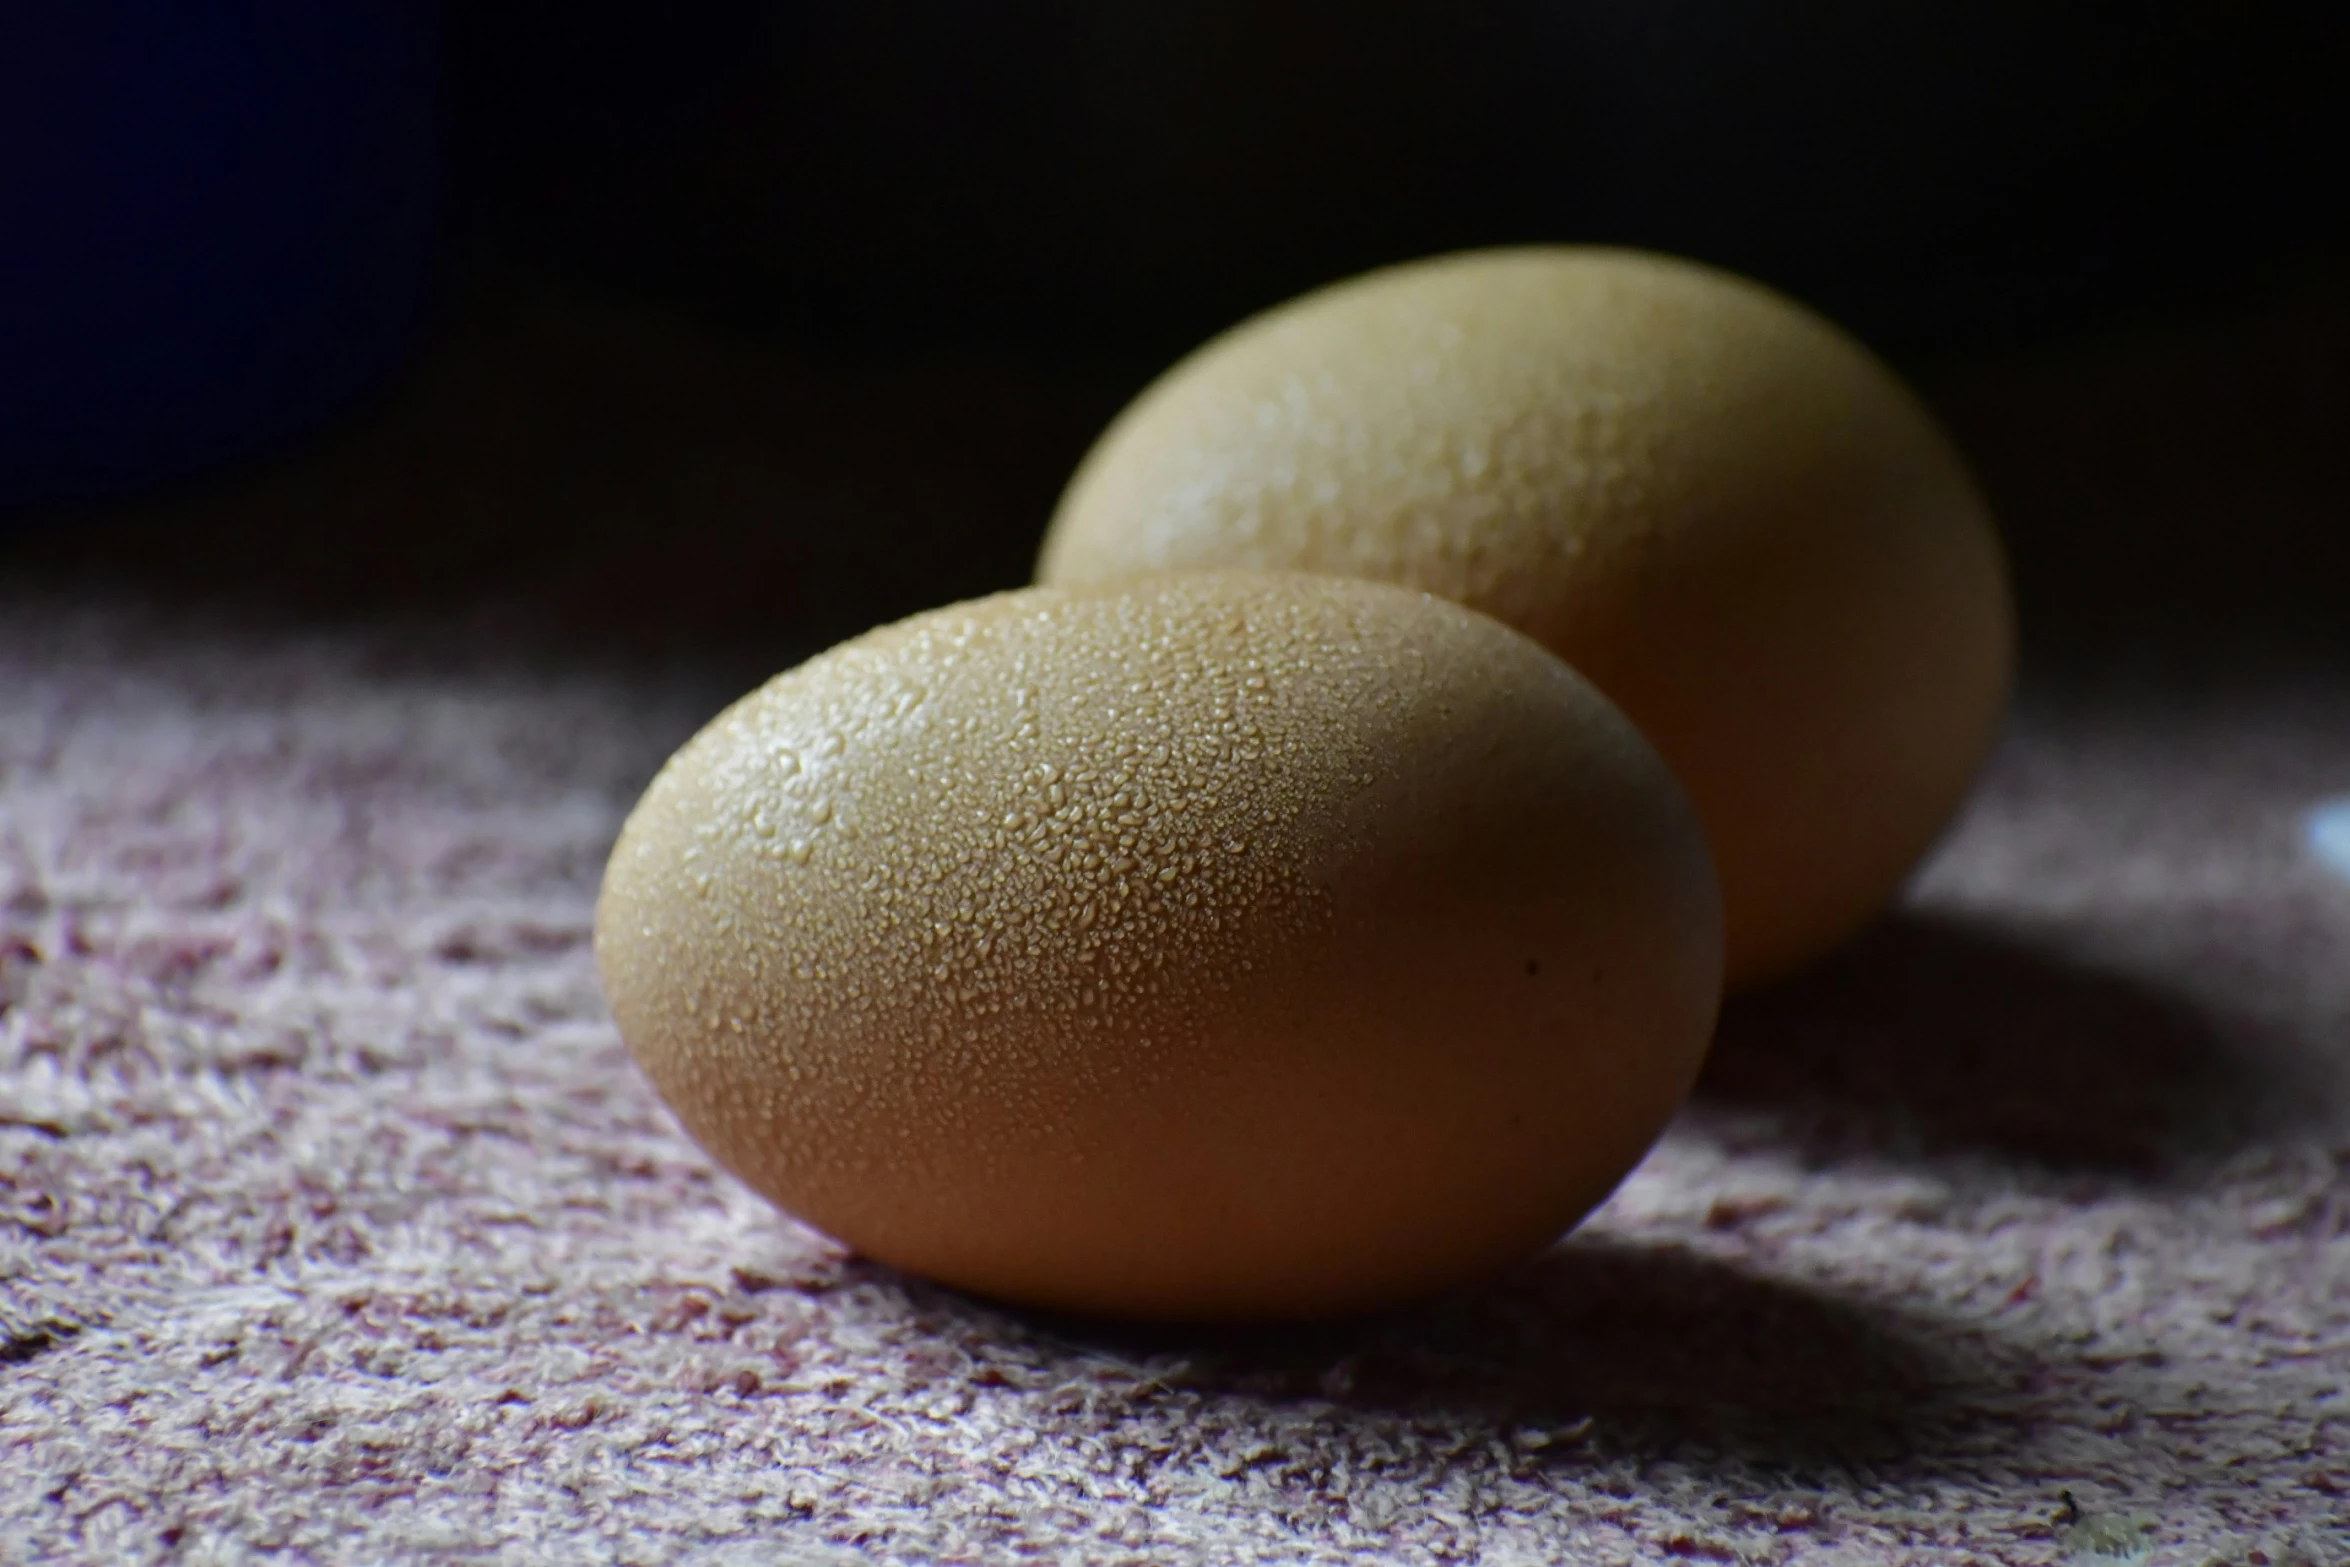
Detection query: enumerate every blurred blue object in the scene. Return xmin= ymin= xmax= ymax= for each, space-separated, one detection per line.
xmin=1 ymin=3 xmax=439 ymax=515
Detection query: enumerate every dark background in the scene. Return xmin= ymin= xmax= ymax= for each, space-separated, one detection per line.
xmin=7 ymin=1 xmax=2346 ymax=653
xmin=444 ymin=0 xmax=2346 ymax=367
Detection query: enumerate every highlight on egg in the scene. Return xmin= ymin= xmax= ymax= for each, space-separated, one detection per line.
xmin=1038 ymin=246 xmax=2015 ymax=985
xmin=595 ymin=572 xmax=1722 ymax=1320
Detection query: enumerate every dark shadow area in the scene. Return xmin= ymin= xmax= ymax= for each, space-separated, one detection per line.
xmin=0 ymin=288 xmax=1134 ymax=681
xmin=833 ymin=1235 xmax=2019 ymax=1482
xmin=441 ymin=1 xmax=2348 ymax=367
xmin=1933 ymin=287 xmax=2350 ymax=659
xmin=1694 ymin=911 xmax=2279 ymax=1180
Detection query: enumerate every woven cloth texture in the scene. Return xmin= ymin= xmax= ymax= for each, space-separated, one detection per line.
xmin=3 ymin=294 xmax=2347 ymax=1566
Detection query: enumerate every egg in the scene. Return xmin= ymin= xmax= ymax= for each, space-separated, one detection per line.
xmin=596 ymin=572 xmax=1721 ymax=1319
xmin=1037 ymin=247 xmax=2014 ymax=984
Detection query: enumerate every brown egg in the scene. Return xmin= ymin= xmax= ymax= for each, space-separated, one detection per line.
xmin=1037 ymin=247 xmax=2014 ymax=984
xmin=595 ymin=573 xmax=1720 ymax=1319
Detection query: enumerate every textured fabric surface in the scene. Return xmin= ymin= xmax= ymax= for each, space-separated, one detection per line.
xmin=4 ymin=296 xmax=2348 ymax=1565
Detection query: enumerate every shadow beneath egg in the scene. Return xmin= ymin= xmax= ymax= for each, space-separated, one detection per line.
xmin=1691 ymin=910 xmax=2282 ymax=1182
xmin=868 ymin=1235 xmax=2015 ymax=1481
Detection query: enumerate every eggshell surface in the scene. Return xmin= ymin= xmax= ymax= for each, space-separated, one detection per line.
xmin=1037 ymin=247 xmax=2014 ymax=984
xmin=595 ymin=573 xmax=1721 ymax=1320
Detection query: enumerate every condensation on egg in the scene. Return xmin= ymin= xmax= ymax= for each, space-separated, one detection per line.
xmin=595 ymin=572 xmax=1722 ymax=1319
xmin=1037 ymin=247 xmax=2015 ymax=984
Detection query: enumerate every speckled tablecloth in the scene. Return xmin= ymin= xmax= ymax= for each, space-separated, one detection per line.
xmin=3 ymin=291 xmax=2346 ymax=1565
